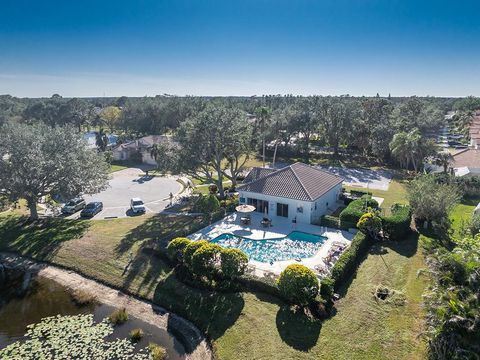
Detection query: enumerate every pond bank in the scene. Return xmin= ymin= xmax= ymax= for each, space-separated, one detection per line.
xmin=0 ymin=253 xmax=212 ymax=360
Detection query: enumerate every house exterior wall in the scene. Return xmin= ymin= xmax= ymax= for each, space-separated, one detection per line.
xmin=309 ymin=183 xmax=342 ymax=224
xmin=141 ymin=151 xmax=158 ymax=165
xmin=238 ymin=191 xmax=312 ymax=223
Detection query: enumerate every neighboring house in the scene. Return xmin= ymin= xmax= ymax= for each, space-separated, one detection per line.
xmin=451 ymin=148 xmax=480 ymax=177
xmin=112 ymin=135 xmax=172 ymax=165
xmin=469 ymin=110 xmax=480 ymax=149
xmin=237 ymin=162 xmax=343 ymax=225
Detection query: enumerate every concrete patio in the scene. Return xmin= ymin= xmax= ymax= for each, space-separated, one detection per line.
xmin=188 ymin=212 xmax=355 ymax=276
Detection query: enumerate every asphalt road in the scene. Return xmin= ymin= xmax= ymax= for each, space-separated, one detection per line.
xmin=70 ymin=168 xmax=182 ymax=219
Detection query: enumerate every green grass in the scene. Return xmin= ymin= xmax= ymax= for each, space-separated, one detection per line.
xmin=110 ymin=163 xmax=129 ymax=172
xmin=0 ymin=181 xmax=429 ymax=360
xmin=449 ymin=197 xmax=479 ymax=241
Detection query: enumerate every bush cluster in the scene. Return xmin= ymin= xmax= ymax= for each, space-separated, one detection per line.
xmin=166 ymin=237 xmax=248 ymax=284
xmin=193 ymin=194 xmax=220 ymax=213
xmin=381 ymin=204 xmax=412 ymax=241
xmin=277 ymin=264 xmax=319 ymax=307
xmin=329 ymin=232 xmax=373 ymax=291
xmin=319 ymin=214 xmax=340 ymax=228
xmin=339 ymin=198 xmax=378 ymax=228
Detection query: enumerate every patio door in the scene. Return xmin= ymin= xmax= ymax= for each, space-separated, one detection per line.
xmin=276 ymin=203 xmax=288 ymax=217
xmin=257 ymin=200 xmax=269 ymax=214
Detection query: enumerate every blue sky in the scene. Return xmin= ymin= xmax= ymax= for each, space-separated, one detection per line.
xmin=1 ymin=0 xmax=479 ymax=97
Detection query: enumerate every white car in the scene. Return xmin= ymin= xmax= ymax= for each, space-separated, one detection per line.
xmin=130 ymin=198 xmax=146 ymax=214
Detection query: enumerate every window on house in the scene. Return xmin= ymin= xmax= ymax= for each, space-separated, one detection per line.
xmin=297 ymin=206 xmax=303 ymax=213
xmin=239 ymin=197 xmax=245 ymax=203
xmin=277 ymin=203 xmax=288 ymax=217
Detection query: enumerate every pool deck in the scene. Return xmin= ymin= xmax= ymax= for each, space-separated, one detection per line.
xmin=188 ymin=212 xmax=355 ymax=276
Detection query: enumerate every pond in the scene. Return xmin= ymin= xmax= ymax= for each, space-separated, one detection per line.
xmin=0 ymin=275 xmax=186 ymax=359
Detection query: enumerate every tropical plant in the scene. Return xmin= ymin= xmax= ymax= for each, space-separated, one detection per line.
xmin=357 ymin=212 xmax=382 ymax=240
xmin=95 ymin=127 xmax=109 ymax=152
xmin=277 ymin=264 xmax=319 ymax=307
xmin=435 ymin=151 xmax=454 ymax=174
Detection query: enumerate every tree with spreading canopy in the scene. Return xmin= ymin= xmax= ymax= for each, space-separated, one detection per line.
xmin=0 ymin=122 xmax=110 ymax=220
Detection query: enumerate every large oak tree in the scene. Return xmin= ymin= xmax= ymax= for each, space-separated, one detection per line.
xmin=0 ymin=122 xmax=110 ymax=219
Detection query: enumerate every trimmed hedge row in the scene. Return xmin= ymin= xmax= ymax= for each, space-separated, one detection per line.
xmin=320 ymin=214 xmax=340 ymax=228
xmin=349 ymin=189 xmax=373 ymax=197
xmin=238 ymin=273 xmax=283 ymax=300
xmin=339 ymin=198 xmax=378 ymax=228
xmin=381 ymin=205 xmax=412 ymax=241
xmin=329 ymin=232 xmax=373 ymax=291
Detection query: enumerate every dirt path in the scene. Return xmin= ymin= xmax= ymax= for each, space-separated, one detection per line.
xmin=0 ymin=253 xmax=212 ymax=360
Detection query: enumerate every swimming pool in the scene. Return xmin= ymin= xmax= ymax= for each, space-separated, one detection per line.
xmin=211 ymin=231 xmax=327 ymax=263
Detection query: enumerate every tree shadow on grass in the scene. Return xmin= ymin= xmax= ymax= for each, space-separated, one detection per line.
xmin=115 ymin=214 xmax=204 ymax=255
xmin=153 ymin=272 xmax=244 ymax=342
xmin=276 ymin=305 xmax=322 ymax=351
xmin=0 ymin=215 xmax=90 ymax=261
xmin=382 ymin=231 xmax=419 ymax=258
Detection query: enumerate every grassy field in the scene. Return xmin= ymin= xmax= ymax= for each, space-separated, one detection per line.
xmin=0 ymin=178 xmax=429 ymax=360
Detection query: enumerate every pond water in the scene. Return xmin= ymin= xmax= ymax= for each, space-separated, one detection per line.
xmin=0 ymin=276 xmax=186 ymax=359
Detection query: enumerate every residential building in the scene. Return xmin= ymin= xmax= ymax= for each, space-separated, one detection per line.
xmin=237 ymin=162 xmax=343 ymax=224
xmin=112 ymin=135 xmax=172 ymax=165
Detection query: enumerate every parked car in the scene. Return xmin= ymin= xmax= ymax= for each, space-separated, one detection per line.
xmin=130 ymin=198 xmax=146 ymax=214
xmin=61 ymin=198 xmax=86 ymax=214
xmin=80 ymin=202 xmax=103 ymax=218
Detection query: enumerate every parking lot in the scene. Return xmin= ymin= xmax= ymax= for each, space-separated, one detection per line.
xmin=67 ymin=167 xmax=182 ymax=220
xmin=318 ymin=166 xmax=392 ymax=190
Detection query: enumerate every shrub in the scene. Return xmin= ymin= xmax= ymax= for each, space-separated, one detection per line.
xmin=208 ymin=184 xmax=218 ymax=194
xmin=350 ymin=189 xmax=373 ymax=197
xmin=357 ymin=212 xmax=382 ymax=239
xmin=339 ymin=198 xmax=379 ymax=228
xmin=319 ymin=277 xmax=335 ymax=302
xmin=129 ymin=328 xmax=144 ymax=342
xmin=330 ymin=232 xmax=373 ymax=291
xmin=220 ymin=248 xmax=248 ymax=280
xmin=149 ymin=342 xmax=167 ymax=360
xmin=381 ymin=204 xmax=412 ymax=241
xmin=320 ymin=214 xmax=339 ymax=228
xmin=469 ymin=212 xmax=480 ymax=235
xmin=194 ymin=194 xmax=220 ymax=213
xmin=183 ymin=240 xmax=209 ymax=270
xmin=69 ymin=289 xmax=97 ymax=306
xmin=108 ymin=308 xmax=128 ymax=325
xmin=191 ymin=243 xmax=222 ymax=278
xmin=277 ymin=264 xmax=319 ymax=307
xmin=238 ymin=274 xmax=283 ymax=299
xmin=166 ymin=237 xmax=191 ymax=263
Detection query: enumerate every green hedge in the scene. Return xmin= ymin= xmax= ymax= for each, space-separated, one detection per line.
xmin=320 ymin=215 xmax=340 ymax=228
xmin=381 ymin=204 xmax=412 ymax=241
xmin=238 ymin=274 xmax=284 ymax=300
xmin=330 ymin=232 xmax=373 ymax=291
xmin=339 ymin=198 xmax=378 ymax=228
xmin=350 ymin=189 xmax=373 ymax=197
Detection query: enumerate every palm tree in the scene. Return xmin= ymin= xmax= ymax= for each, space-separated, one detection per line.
xmin=390 ymin=132 xmax=410 ymax=169
xmin=95 ymin=128 xmax=108 ymax=152
xmin=255 ymin=106 xmax=271 ymax=168
xmin=435 ymin=151 xmax=454 ymax=173
xmin=390 ymin=128 xmax=436 ymax=172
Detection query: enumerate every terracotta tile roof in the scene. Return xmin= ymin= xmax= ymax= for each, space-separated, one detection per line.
xmin=238 ymin=162 xmax=343 ymax=201
xmin=452 ymin=149 xmax=480 ymax=168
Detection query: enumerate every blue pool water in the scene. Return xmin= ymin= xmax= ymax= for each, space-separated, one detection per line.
xmin=211 ymin=231 xmax=327 ymax=263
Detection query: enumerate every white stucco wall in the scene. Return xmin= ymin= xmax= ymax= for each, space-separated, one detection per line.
xmin=238 ymin=183 xmax=342 ymax=224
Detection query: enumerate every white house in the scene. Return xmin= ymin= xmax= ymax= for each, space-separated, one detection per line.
xmin=112 ymin=135 xmax=172 ymax=165
xmin=237 ymin=162 xmax=343 ymax=225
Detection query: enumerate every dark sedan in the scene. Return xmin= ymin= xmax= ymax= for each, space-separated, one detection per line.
xmin=80 ymin=202 xmax=103 ymax=218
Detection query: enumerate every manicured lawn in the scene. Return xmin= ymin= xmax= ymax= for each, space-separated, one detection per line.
xmin=345 ymin=178 xmax=408 ymax=216
xmin=0 ymin=187 xmax=428 ymax=360
xmin=449 ymin=197 xmax=479 ymax=241
xmin=110 ymin=163 xmax=129 ymax=172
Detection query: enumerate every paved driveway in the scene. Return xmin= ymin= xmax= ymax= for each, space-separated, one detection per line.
xmin=318 ymin=166 xmax=392 ymax=191
xmin=72 ymin=168 xmax=182 ymax=219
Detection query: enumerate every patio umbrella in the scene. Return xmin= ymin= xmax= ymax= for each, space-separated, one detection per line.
xmin=235 ymin=204 xmax=256 ymax=213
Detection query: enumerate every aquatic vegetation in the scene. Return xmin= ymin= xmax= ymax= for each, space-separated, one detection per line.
xmin=109 ymin=307 xmax=129 ymax=325
xmin=129 ymin=327 xmax=144 ymax=342
xmin=69 ymin=288 xmax=97 ymax=306
xmin=149 ymin=342 xmax=167 ymax=360
xmin=0 ymin=314 xmax=153 ymax=359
